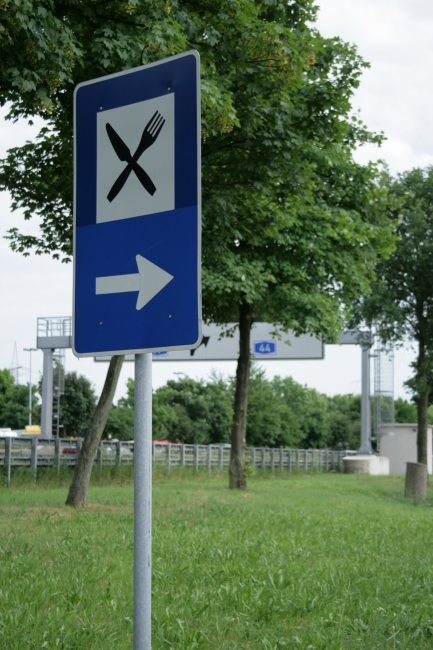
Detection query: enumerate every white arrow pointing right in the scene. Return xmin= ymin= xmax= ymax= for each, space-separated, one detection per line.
xmin=96 ymin=254 xmax=174 ymax=310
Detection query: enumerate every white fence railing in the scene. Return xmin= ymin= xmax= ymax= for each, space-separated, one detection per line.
xmin=0 ymin=438 xmax=356 ymax=485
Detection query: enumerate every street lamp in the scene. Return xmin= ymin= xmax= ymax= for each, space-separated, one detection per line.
xmin=24 ymin=348 xmax=37 ymax=426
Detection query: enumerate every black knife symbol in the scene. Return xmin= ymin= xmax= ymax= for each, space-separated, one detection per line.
xmin=106 ymin=110 xmax=165 ymax=202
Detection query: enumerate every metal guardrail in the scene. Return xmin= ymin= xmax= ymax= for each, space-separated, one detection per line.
xmin=37 ymin=317 xmax=72 ymax=338
xmin=0 ymin=438 xmax=356 ymax=485
xmin=153 ymin=444 xmax=355 ymax=474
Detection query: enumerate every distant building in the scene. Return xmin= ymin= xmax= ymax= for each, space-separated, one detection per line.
xmin=379 ymin=424 xmax=432 ymax=475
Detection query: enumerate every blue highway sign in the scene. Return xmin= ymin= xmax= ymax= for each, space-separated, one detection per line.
xmin=253 ymin=341 xmax=276 ymax=356
xmin=73 ymin=51 xmax=201 ymax=356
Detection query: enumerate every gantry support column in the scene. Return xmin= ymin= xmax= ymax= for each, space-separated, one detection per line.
xmin=359 ymin=345 xmax=373 ymax=454
xmin=41 ymin=349 xmax=54 ymax=439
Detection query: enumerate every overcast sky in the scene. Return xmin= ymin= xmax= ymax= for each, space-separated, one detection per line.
xmin=0 ymin=0 xmax=431 ymax=403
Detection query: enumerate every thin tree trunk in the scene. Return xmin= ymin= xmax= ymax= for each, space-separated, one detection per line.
xmin=417 ymin=385 xmax=430 ymax=466
xmin=416 ymin=340 xmax=430 ymax=466
xmin=229 ymin=301 xmax=253 ymax=490
xmin=66 ymin=355 xmax=124 ymax=507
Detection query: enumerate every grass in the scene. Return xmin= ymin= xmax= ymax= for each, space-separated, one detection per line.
xmin=1 ymin=472 xmax=433 ymax=649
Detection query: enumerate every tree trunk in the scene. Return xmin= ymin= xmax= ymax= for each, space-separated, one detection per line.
xmin=416 ymin=340 xmax=430 ymax=466
xmin=66 ymin=355 xmax=124 ymax=507
xmin=229 ymin=301 xmax=253 ymax=490
xmin=417 ymin=386 xmax=430 ymax=466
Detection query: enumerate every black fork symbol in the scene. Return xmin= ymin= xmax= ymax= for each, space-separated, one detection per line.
xmin=106 ymin=111 xmax=165 ymax=202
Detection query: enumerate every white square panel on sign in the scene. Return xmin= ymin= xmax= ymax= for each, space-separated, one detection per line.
xmin=96 ymin=92 xmax=174 ymax=224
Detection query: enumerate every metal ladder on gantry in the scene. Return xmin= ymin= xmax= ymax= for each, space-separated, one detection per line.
xmin=372 ymin=342 xmax=395 ymax=452
xmin=37 ymin=317 xmax=71 ymax=438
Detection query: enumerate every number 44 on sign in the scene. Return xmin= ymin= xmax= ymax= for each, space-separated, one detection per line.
xmin=254 ymin=341 xmax=276 ymax=356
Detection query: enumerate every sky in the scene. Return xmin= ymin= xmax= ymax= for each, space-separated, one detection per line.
xmin=0 ymin=0 xmax=431 ymax=403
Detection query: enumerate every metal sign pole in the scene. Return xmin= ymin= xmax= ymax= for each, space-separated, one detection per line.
xmin=73 ymin=51 xmax=200 ymax=650
xmin=359 ymin=344 xmax=373 ymax=454
xmin=134 ymin=352 xmax=152 ymax=650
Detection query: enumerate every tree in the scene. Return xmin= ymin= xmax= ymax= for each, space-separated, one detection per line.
xmin=0 ymin=0 xmax=81 ymax=118
xmin=349 ymin=167 xmax=433 ymax=468
xmin=116 ymin=374 xmax=233 ymax=444
xmin=104 ymin=377 xmax=135 ymax=440
xmin=0 ymin=1 xmax=395 ymax=495
xmin=59 ymin=372 xmax=97 ymax=437
xmin=245 ymin=368 xmax=302 ymax=448
xmin=105 ymin=406 xmax=135 ymax=441
xmin=0 ymin=0 xmax=239 ymax=260
xmin=104 ymin=373 xmax=233 ymax=443
xmin=200 ymin=35 xmax=395 ymax=486
xmin=153 ymin=375 xmax=233 ymax=444
xmin=326 ymin=394 xmax=361 ymax=450
xmin=66 ymin=355 xmax=124 ymax=507
xmin=271 ymin=376 xmax=330 ymax=448
xmin=109 ymin=368 xmax=384 ymax=451
xmin=37 ymin=369 xmax=97 ymax=437
xmin=395 ymin=397 xmax=417 ymax=424
xmin=0 ymin=368 xmax=38 ymax=429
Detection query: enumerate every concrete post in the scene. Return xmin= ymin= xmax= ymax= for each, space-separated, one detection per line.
xmin=359 ymin=345 xmax=373 ymax=454
xmin=30 ymin=437 xmax=37 ymax=480
xmin=5 ymin=437 xmax=11 ymax=486
xmin=405 ymin=462 xmax=428 ymax=500
xmin=206 ymin=445 xmax=211 ymax=476
xmin=55 ymin=438 xmax=61 ymax=475
xmin=41 ymin=349 xmax=54 ymax=439
xmin=167 ymin=444 xmax=171 ymax=476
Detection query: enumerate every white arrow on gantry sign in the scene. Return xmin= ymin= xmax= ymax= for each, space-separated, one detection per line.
xmin=96 ymin=254 xmax=174 ymax=310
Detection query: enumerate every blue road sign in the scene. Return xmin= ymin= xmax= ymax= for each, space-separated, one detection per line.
xmin=73 ymin=51 xmax=201 ymax=356
xmin=254 ymin=341 xmax=276 ymax=356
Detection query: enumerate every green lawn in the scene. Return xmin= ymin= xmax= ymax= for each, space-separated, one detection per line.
xmin=1 ymin=472 xmax=433 ymax=649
